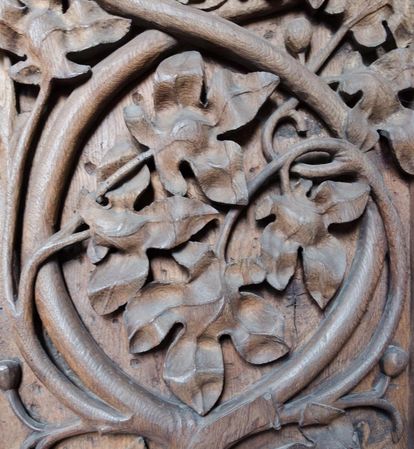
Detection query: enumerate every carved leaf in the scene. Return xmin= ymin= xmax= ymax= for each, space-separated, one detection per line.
xmin=80 ymin=155 xmax=218 ymax=316
xmin=380 ymin=109 xmax=414 ymax=174
xmin=0 ymin=0 xmax=131 ymax=84
xmin=332 ymin=48 xmax=414 ymax=174
xmin=307 ymin=0 xmax=412 ymax=47
xmin=80 ymin=194 xmax=218 ymax=252
xmin=124 ymin=51 xmax=278 ymax=205
xmin=313 ymin=181 xmax=371 ymax=227
xmin=229 ymin=292 xmax=289 ymax=363
xmin=88 ymin=252 xmax=149 ymax=315
xmin=257 ymin=180 xmax=369 ymax=308
xmin=207 ymin=69 xmax=280 ymax=135
xmin=125 ymin=244 xmax=288 ymax=414
xmin=164 ymin=335 xmax=224 ymax=416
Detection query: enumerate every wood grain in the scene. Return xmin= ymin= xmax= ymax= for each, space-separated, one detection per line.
xmin=0 ymin=1 xmax=413 ymax=448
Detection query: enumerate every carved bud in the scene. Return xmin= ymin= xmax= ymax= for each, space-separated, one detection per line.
xmin=380 ymin=346 xmax=409 ymax=378
xmin=285 ymin=18 xmax=312 ymax=55
xmin=0 ymin=360 xmax=22 ymax=391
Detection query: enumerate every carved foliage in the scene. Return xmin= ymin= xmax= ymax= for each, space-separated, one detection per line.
xmin=125 ymin=246 xmax=289 ymax=414
xmin=331 ymin=48 xmax=414 ymax=174
xmin=124 ymin=51 xmax=278 ymax=205
xmin=0 ymin=0 xmax=411 ymax=448
xmin=0 ymin=0 xmax=130 ymax=84
xmin=256 ymin=179 xmax=370 ymax=308
xmin=307 ymin=0 xmax=414 ymax=48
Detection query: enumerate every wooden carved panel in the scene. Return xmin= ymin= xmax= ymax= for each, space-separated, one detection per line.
xmin=0 ymin=1 xmax=413 ymax=448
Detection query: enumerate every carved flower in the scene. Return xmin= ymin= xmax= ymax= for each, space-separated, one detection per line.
xmin=0 ymin=0 xmax=130 ymax=84
xmin=330 ymin=49 xmax=414 ymax=174
xmin=124 ymin=51 xmax=279 ymax=205
xmin=79 ymin=144 xmax=219 ymax=315
xmin=307 ymin=0 xmax=413 ymax=48
xmin=125 ymin=242 xmax=289 ymax=415
xmin=256 ymin=179 xmax=370 ymax=308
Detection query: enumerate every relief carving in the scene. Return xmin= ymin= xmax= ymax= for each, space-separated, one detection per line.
xmin=0 ymin=0 xmax=412 ymax=448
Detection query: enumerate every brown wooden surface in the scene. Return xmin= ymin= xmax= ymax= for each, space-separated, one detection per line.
xmin=0 ymin=1 xmax=413 ymax=448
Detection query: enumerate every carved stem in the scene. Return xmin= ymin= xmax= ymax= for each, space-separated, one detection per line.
xmin=21 ymin=421 xmax=90 ymax=449
xmin=279 ymin=153 xmax=407 ymax=430
xmin=96 ymin=149 xmax=154 ymax=199
xmin=22 ymin=31 xmax=192 ymax=443
xmin=14 ymin=221 xmax=127 ymax=424
xmin=6 ymin=390 xmax=46 ymax=432
xmin=2 ymin=81 xmax=51 ymax=313
xmin=334 ymin=396 xmax=403 ymax=442
xmin=96 ymin=0 xmax=376 ymax=150
xmin=262 ymin=0 xmax=388 ymax=161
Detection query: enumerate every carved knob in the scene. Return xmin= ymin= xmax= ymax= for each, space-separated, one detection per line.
xmin=284 ymin=18 xmax=312 ymax=55
xmin=0 ymin=360 xmax=22 ymax=391
xmin=380 ymin=346 xmax=409 ymax=378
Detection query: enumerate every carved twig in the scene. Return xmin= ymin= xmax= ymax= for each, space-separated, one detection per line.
xmin=21 ymin=421 xmax=92 ymax=449
xmin=6 ymin=389 xmax=46 ymax=432
xmin=96 ymin=149 xmax=154 ymax=200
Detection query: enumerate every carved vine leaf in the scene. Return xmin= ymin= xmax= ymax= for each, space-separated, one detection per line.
xmin=124 ymin=50 xmax=279 ymax=205
xmin=331 ymin=48 xmax=414 ymax=174
xmin=79 ymin=144 xmax=219 ymax=315
xmin=0 ymin=0 xmax=131 ymax=84
xmin=256 ymin=179 xmax=370 ymax=308
xmin=307 ymin=0 xmax=414 ymax=48
xmin=125 ymin=242 xmax=289 ymax=415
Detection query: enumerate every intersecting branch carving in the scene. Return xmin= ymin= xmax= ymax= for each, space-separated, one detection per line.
xmin=0 ymin=0 xmax=412 ymax=448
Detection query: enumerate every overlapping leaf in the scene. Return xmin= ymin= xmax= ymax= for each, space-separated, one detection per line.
xmin=330 ymin=48 xmax=414 ymax=174
xmin=256 ymin=179 xmax=370 ymax=308
xmin=307 ymin=0 xmax=413 ymax=48
xmin=0 ymin=0 xmax=130 ymax=84
xmin=79 ymin=142 xmax=218 ymax=315
xmin=124 ymin=50 xmax=278 ymax=205
xmin=125 ymin=243 xmax=289 ymax=415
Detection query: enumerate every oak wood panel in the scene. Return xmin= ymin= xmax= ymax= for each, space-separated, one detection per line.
xmin=0 ymin=1 xmax=413 ymax=448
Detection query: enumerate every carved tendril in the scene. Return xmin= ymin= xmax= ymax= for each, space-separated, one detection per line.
xmin=262 ymin=0 xmax=391 ymax=162
xmin=1 ymin=0 xmax=407 ymax=447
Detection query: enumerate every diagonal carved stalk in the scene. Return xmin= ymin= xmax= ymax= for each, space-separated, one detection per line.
xmin=2 ymin=81 xmax=51 ymax=314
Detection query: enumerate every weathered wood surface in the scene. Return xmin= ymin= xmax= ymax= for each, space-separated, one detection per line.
xmin=0 ymin=1 xmax=413 ymax=448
